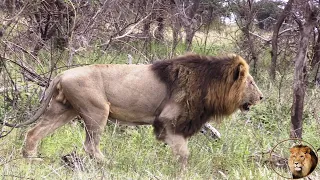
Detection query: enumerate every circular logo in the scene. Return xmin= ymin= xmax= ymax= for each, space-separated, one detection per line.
xmin=270 ymin=138 xmax=318 ymax=179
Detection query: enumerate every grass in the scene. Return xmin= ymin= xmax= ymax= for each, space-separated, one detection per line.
xmin=1 ymin=81 xmax=319 ymax=179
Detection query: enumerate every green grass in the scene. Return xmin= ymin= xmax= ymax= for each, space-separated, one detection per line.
xmin=1 ymin=82 xmax=319 ymax=179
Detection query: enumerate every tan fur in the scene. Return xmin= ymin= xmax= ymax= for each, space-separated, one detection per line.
xmin=288 ymin=145 xmax=318 ymax=179
xmin=21 ymin=54 xmax=263 ymax=167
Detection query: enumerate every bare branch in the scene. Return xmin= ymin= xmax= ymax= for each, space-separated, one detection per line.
xmin=249 ymin=31 xmax=271 ymax=43
xmin=2 ymin=57 xmax=48 ymax=87
xmin=113 ymin=13 xmax=152 ymax=40
xmin=81 ymin=0 xmax=109 ymax=34
xmin=292 ymin=13 xmax=303 ymax=30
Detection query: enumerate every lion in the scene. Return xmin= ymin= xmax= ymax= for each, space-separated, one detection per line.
xmin=288 ymin=145 xmax=318 ymax=179
xmin=5 ymin=54 xmax=263 ymax=167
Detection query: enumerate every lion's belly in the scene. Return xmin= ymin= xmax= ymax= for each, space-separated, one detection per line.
xmin=107 ymin=88 xmax=166 ymax=125
xmin=108 ymin=106 xmax=156 ymax=125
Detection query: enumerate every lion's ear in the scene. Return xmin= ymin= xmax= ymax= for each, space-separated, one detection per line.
xmin=289 ymin=148 xmax=294 ymax=154
xmin=234 ymin=64 xmax=246 ymax=81
xmin=303 ymin=147 xmax=311 ymax=154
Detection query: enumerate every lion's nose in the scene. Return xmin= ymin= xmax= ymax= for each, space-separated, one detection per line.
xmin=260 ymin=96 xmax=263 ymax=100
xmin=295 ymin=162 xmax=298 ymax=165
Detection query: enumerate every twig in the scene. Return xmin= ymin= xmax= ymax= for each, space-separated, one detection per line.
xmin=113 ymin=13 xmax=152 ymax=40
xmin=0 ymin=127 xmax=15 ymax=138
xmin=0 ymin=156 xmax=47 ymax=166
xmin=279 ymin=28 xmax=296 ymax=36
xmin=81 ymin=0 xmax=109 ymax=34
xmin=249 ymin=28 xmax=297 ymax=44
xmin=249 ymin=31 xmax=271 ymax=42
xmin=3 ymin=57 xmax=48 ymax=87
xmin=1 ymin=175 xmax=34 ymax=180
xmin=292 ymin=13 xmax=303 ymax=31
xmin=2 ymin=40 xmax=43 ymax=67
xmin=114 ymin=39 xmax=150 ymax=62
xmin=2 ymin=2 xmax=29 ymax=21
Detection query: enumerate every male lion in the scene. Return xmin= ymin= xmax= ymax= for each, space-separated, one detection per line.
xmin=7 ymin=54 xmax=263 ymax=167
xmin=289 ymin=145 xmax=318 ymax=179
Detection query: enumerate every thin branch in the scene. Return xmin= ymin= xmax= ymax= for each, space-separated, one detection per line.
xmin=81 ymin=0 xmax=109 ymax=34
xmin=113 ymin=13 xmax=152 ymax=40
xmin=279 ymin=28 xmax=297 ymax=35
xmin=292 ymin=13 xmax=303 ymax=31
xmin=2 ymin=40 xmax=43 ymax=67
xmin=97 ymin=13 xmax=152 ymax=48
xmin=249 ymin=28 xmax=297 ymax=43
xmin=0 ymin=127 xmax=15 ymax=138
xmin=2 ymin=2 xmax=29 ymax=21
xmin=2 ymin=57 xmax=48 ymax=87
xmin=249 ymin=31 xmax=271 ymax=42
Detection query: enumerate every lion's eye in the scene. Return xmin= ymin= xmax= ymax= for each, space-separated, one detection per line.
xmin=300 ymin=155 xmax=304 ymax=158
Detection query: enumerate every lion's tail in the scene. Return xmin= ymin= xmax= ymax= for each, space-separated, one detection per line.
xmin=4 ymin=75 xmax=61 ymax=128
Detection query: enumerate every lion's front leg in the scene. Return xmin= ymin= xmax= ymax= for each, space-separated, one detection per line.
xmin=155 ymin=102 xmax=189 ymax=169
xmin=164 ymin=131 xmax=189 ymax=169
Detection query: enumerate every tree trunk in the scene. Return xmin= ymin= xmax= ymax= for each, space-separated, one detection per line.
xmin=169 ymin=0 xmax=180 ymax=55
xmin=171 ymin=25 xmax=181 ymax=55
xmin=0 ymin=55 xmax=4 ymax=74
xmin=311 ymin=27 xmax=320 ymax=85
xmin=143 ymin=20 xmax=151 ymax=38
xmin=242 ymin=25 xmax=258 ymax=75
xmin=185 ymin=27 xmax=196 ymax=51
xmin=155 ymin=15 xmax=164 ymax=41
xmin=142 ymin=0 xmax=151 ymax=40
xmin=184 ymin=0 xmax=199 ymax=51
xmin=154 ymin=0 xmax=165 ymax=42
xmin=173 ymin=0 xmax=199 ymax=51
xmin=311 ymin=27 xmax=320 ymax=66
xmin=270 ymin=0 xmax=294 ymax=81
xmin=290 ymin=2 xmax=318 ymax=138
xmin=239 ymin=0 xmax=258 ymax=75
xmin=315 ymin=63 xmax=320 ymax=86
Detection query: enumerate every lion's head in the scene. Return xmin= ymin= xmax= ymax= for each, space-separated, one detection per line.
xmin=204 ymin=54 xmax=263 ymax=115
xmin=289 ymin=145 xmax=318 ymax=179
xmin=239 ymin=74 xmax=263 ymax=112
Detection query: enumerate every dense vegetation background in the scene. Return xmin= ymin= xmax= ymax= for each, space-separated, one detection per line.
xmin=0 ymin=0 xmax=319 ymax=179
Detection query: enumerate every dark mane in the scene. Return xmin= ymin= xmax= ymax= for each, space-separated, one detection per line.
xmin=152 ymin=54 xmax=237 ymax=87
xmin=151 ymin=54 xmax=248 ymax=138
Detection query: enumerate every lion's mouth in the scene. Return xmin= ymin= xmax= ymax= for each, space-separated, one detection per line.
xmin=240 ymin=103 xmax=252 ymax=111
xmin=294 ymin=167 xmax=302 ymax=171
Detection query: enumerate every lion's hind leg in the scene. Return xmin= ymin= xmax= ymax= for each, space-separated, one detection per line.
xmin=23 ymin=99 xmax=77 ymax=159
xmin=79 ymin=102 xmax=110 ymax=161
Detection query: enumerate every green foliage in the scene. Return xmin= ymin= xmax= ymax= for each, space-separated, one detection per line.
xmin=255 ymin=0 xmax=283 ymax=30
